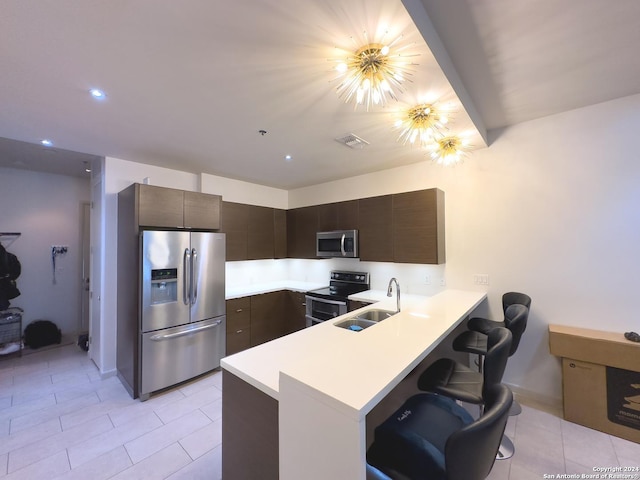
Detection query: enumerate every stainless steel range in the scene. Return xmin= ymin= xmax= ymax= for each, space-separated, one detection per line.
xmin=305 ymin=270 xmax=370 ymax=327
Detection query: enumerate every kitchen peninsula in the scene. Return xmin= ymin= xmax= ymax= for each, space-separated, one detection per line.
xmin=221 ymin=289 xmax=486 ymax=480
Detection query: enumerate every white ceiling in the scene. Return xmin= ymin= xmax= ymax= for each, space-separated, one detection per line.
xmin=1 ymin=0 xmax=639 ymax=186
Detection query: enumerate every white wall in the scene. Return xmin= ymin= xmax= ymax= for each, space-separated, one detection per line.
xmin=201 ymin=173 xmax=288 ymax=209
xmin=288 ymin=93 xmax=640 ymax=406
xmin=0 ymin=167 xmax=90 ymax=339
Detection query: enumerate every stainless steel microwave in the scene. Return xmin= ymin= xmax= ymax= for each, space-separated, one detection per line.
xmin=316 ymin=230 xmax=358 ymax=258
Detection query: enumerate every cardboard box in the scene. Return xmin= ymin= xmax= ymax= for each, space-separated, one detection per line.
xmin=549 ymin=324 xmax=640 ymax=443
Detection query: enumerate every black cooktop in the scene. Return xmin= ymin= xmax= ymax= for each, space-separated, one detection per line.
xmin=306 ymin=270 xmax=370 ymax=301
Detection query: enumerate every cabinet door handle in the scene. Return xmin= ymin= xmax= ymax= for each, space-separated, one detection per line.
xmin=236 ymin=329 xmax=243 ymax=334
xmin=302 ymin=303 xmax=306 ymax=306
xmin=236 ymin=308 xmax=243 ymax=313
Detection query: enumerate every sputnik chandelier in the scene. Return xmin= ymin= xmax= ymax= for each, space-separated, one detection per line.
xmin=330 ymin=29 xmax=473 ymax=165
xmin=428 ymin=135 xmax=471 ymax=166
xmin=333 ymin=32 xmax=417 ymax=110
xmin=395 ymin=103 xmax=448 ymax=148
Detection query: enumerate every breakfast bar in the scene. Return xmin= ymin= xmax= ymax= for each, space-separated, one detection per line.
xmin=221 ymin=289 xmax=487 ymax=479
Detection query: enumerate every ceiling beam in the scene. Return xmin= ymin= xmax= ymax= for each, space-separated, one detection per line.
xmin=402 ymin=0 xmax=488 ymax=146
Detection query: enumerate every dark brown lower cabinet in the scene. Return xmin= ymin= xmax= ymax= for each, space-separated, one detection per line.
xmin=226 ymin=297 xmax=251 ymax=355
xmin=348 ymin=300 xmax=372 ymax=312
xmin=226 ymin=290 xmax=308 ymax=355
xmin=250 ymin=291 xmax=285 ymax=346
xmin=285 ymin=291 xmax=307 ymax=334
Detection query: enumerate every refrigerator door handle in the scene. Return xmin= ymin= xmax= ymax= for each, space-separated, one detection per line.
xmin=191 ymin=248 xmax=198 ymax=304
xmin=183 ymin=248 xmax=191 ymax=305
xmin=149 ymin=319 xmax=223 ymax=341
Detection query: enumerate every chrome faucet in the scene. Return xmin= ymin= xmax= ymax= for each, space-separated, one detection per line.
xmin=387 ymin=277 xmax=401 ymax=313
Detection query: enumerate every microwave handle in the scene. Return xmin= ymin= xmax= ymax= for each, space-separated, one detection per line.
xmin=340 ymin=233 xmax=346 ymax=257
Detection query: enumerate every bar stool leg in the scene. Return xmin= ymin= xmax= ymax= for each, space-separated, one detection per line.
xmin=496 ymin=434 xmax=515 ymax=460
xmin=509 ymin=401 xmax=522 ymax=416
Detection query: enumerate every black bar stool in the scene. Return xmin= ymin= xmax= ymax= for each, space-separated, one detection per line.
xmin=416 ymin=327 xmax=514 ymax=459
xmin=455 ymin=295 xmax=531 ymax=417
xmin=450 ymin=304 xmax=528 ymax=459
xmin=367 ymin=384 xmax=513 ymax=480
xmin=467 ymin=292 xmax=531 ymax=335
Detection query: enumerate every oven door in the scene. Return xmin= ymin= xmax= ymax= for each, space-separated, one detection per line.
xmin=305 ymin=295 xmax=347 ymax=327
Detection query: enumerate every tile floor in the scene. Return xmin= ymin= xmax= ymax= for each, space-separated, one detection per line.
xmin=0 ymin=344 xmax=222 ymax=479
xmin=2 ymin=344 xmax=640 ymax=480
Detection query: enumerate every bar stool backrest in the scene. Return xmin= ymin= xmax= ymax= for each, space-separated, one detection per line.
xmin=482 ymin=327 xmax=512 ymax=399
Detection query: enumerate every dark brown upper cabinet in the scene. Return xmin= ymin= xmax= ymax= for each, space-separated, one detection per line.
xmin=336 ymin=200 xmax=359 ymax=230
xmin=358 ymin=189 xmax=445 ymax=264
xmin=317 ymin=203 xmax=338 ymax=232
xmin=220 ymin=201 xmax=249 ymax=261
xmin=247 ymin=205 xmax=275 ymax=260
xmin=317 ymin=200 xmax=359 ymax=232
xmin=220 ymin=189 xmax=444 ymax=264
xmin=274 ymin=209 xmax=287 ymax=259
xmin=286 ymin=206 xmax=318 ymax=259
xmin=183 ymin=191 xmax=222 ymax=229
xmin=221 ymin=201 xmax=287 ymax=261
xmin=358 ymin=195 xmax=394 ymax=262
xmin=126 ymin=183 xmax=221 ymax=230
xmin=392 ymin=189 xmax=445 ymax=264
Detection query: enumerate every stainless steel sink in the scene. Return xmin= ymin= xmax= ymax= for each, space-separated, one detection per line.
xmin=334 ymin=308 xmax=397 ymax=331
xmin=355 ymin=309 xmax=396 ymax=322
xmin=334 ymin=318 xmax=377 ymax=331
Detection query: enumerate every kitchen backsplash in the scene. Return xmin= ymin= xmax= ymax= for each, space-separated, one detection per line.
xmin=225 ymin=258 xmax=446 ymax=296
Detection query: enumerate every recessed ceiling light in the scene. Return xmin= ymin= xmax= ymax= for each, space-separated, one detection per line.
xmin=90 ymin=88 xmax=106 ymax=99
xmin=285 ymin=155 xmax=292 ymax=161
xmin=41 ymin=139 xmax=53 ymax=147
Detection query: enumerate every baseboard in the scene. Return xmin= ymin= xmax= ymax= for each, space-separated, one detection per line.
xmin=100 ymin=368 xmax=117 ymax=380
xmin=506 ymin=382 xmax=563 ymax=417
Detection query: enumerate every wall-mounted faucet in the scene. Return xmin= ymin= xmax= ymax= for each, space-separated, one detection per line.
xmin=387 ymin=277 xmax=400 ymax=313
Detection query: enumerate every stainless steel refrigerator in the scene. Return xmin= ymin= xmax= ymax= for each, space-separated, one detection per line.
xmin=137 ymin=230 xmax=225 ymax=400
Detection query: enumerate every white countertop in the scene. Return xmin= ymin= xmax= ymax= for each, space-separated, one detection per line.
xmin=221 ymin=289 xmax=487 ymax=418
xmin=225 ymin=280 xmax=326 ymax=299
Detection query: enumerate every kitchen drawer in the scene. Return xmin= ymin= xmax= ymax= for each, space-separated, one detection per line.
xmin=227 ymin=328 xmax=251 ymax=355
xmin=227 ymin=297 xmax=251 ymax=330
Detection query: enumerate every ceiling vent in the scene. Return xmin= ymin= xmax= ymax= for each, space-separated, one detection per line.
xmin=335 ymin=133 xmax=370 ymax=149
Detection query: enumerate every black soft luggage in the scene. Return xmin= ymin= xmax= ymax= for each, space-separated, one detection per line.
xmin=24 ymin=320 xmax=61 ymax=349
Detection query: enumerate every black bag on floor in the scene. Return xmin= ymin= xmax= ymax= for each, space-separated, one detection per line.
xmin=24 ymin=320 xmax=61 ymax=349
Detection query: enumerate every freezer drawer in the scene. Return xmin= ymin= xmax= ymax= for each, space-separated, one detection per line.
xmin=140 ymin=316 xmax=226 ymax=397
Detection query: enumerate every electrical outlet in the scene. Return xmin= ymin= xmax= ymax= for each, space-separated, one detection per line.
xmin=440 ymin=278 xmax=446 ymax=286
xmin=425 ymin=275 xmax=431 ymax=285
xmin=473 ymin=274 xmax=489 ymax=285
